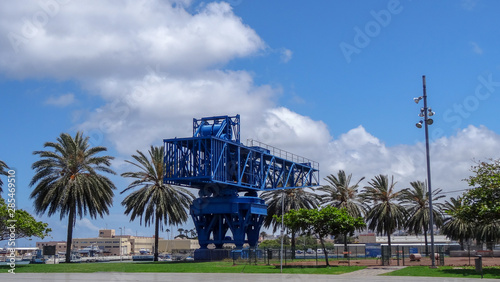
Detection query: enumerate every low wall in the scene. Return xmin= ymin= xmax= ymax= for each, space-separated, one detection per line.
xmin=450 ymin=250 xmax=500 ymax=257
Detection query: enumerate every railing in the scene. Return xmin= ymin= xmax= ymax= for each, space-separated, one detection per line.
xmin=246 ymin=139 xmax=319 ymax=171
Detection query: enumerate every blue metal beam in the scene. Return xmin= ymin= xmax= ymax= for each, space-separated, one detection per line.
xmin=163 ymin=137 xmax=319 ymax=191
xmin=163 ymin=115 xmax=319 ymax=257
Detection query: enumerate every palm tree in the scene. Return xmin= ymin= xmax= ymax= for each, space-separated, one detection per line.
xmin=260 ymin=231 xmax=268 ymax=241
xmin=0 ymin=160 xmax=9 ymax=196
xmin=121 ymin=146 xmax=194 ymax=261
xmin=361 ymin=174 xmax=407 ymax=248
xmin=441 ymin=197 xmax=475 ymax=250
xmin=318 ymin=170 xmax=366 ymax=257
xmin=177 ymin=228 xmax=185 ymax=238
xmin=30 ymin=132 xmax=116 ymax=263
xmin=318 ymin=170 xmax=366 ymax=217
xmin=261 ymin=188 xmax=321 ymax=256
xmin=400 ymin=180 xmax=445 ymax=256
xmin=477 ymin=220 xmax=500 ymax=250
xmin=189 ymin=229 xmax=197 ymax=239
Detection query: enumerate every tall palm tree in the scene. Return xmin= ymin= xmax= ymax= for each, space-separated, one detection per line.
xmin=318 ymin=170 xmax=366 ymax=256
xmin=361 ymin=174 xmax=407 ymax=248
xmin=260 ymin=231 xmax=268 ymax=240
xmin=30 ymin=132 xmax=116 ymax=263
xmin=121 ymin=146 xmax=194 ymax=261
xmin=177 ymin=228 xmax=185 ymax=238
xmin=441 ymin=197 xmax=475 ymax=250
xmin=400 ymin=180 xmax=445 ymax=255
xmin=476 ymin=220 xmax=500 ymax=250
xmin=189 ymin=228 xmax=197 ymax=239
xmin=261 ymin=188 xmax=321 ymax=255
xmin=0 ymin=160 xmax=9 ymax=196
xmin=318 ymin=170 xmax=366 ymax=217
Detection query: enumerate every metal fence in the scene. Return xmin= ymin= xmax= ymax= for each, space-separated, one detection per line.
xmin=171 ymin=244 xmax=500 ymax=267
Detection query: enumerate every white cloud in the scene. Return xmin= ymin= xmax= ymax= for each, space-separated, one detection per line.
xmin=321 ymin=125 xmax=500 ymax=199
xmin=44 ymin=93 xmax=76 ymax=107
xmin=470 ymin=41 xmax=483 ymax=55
xmin=79 ymin=69 xmax=277 ymax=155
xmin=280 ymin=48 xmax=293 ymax=63
xmin=0 ymin=1 xmax=265 ymax=79
xmin=74 ymin=218 xmax=102 ymax=238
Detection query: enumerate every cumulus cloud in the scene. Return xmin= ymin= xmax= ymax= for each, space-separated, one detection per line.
xmin=44 ymin=93 xmax=76 ymax=107
xmin=0 ymin=0 xmax=265 ymax=79
xmin=79 ymin=69 xmax=277 ymax=155
xmin=322 ymin=125 xmax=500 ymax=199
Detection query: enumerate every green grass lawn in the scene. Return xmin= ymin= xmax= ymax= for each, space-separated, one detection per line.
xmin=383 ymin=266 xmax=500 ymax=279
xmin=0 ymin=261 xmax=365 ymax=274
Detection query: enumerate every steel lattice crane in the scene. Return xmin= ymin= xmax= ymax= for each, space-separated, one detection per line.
xmin=163 ymin=115 xmax=319 ymax=260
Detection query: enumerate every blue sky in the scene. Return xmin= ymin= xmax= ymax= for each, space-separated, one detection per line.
xmin=1 ymin=0 xmax=500 ymax=246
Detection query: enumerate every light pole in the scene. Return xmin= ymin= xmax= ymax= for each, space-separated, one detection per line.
xmin=119 ymin=227 xmax=122 ymax=262
xmin=280 ymin=190 xmax=285 ymax=273
xmin=414 ymin=75 xmax=436 ymax=268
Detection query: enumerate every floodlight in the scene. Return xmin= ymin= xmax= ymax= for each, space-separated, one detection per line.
xmin=416 ymin=120 xmax=423 ymax=128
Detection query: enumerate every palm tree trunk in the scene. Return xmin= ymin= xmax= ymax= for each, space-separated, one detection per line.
xmin=386 ymin=233 xmax=391 ymax=266
xmin=65 ymin=208 xmax=75 ymax=263
xmin=423 ymin=224 xmax=429 ymax=256
xmin=291 ymin=230 xmax=296 ymax=260
xmin=387 ymin=229 xmax=392 ymax=248
xmin=154 ymin=215 xmax=159 ymax=262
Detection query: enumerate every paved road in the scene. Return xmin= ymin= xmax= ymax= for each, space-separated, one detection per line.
xmin=0 ymin=272 xmax=487 ymax=282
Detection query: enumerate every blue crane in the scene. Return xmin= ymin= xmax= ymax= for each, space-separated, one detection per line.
xmin=163 ymin=115 xmax=319 ymax=259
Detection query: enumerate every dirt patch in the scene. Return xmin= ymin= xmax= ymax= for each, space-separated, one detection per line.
xmin=277 ymin=256 xmax=500 ymax=267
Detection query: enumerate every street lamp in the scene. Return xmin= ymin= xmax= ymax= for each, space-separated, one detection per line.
xmin=280 ymin=190 xmax=285 ymax=273
xmin=119 ymin=227 xmax=122 ymax=262
xmin=414 ymin=75 xmax=437 ymax=268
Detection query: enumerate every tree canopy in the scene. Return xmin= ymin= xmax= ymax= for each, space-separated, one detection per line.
xmin=0 ymin=198 xmax=51 ymax=241
xmin=281 ymin=206 xmax=365 ymax=265
xmin=458 ymin=159 xmax=500 ymax=222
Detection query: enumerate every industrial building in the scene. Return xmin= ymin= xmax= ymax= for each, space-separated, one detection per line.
xmin=36 ymin=229 xmax=200 ymax=257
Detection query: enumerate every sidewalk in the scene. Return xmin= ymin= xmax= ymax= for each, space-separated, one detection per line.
xmin=339 ymin=265 xmax=407 ymax=276
xmin=0 ymin=272 xmax=487 ymax=282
